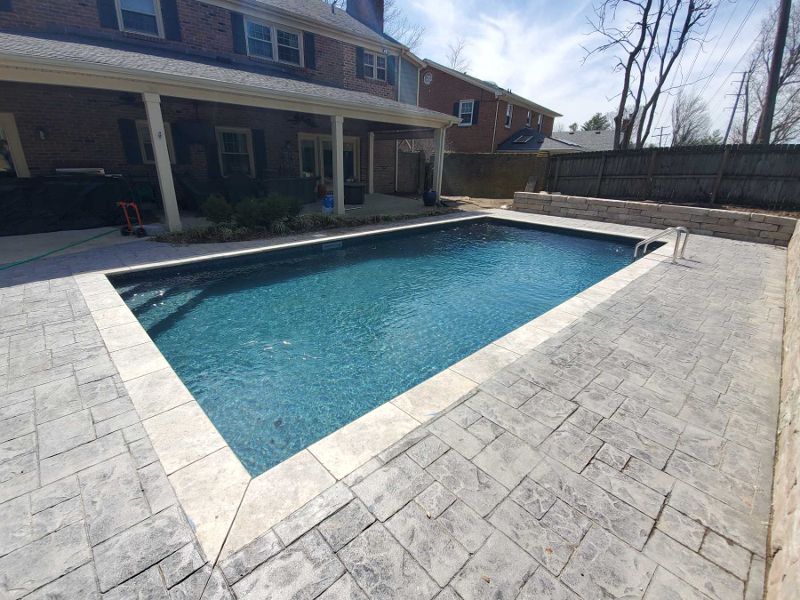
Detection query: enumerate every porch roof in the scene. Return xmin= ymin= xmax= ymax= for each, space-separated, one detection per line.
xmin=0 ymin=32 xmax=458 ymax=129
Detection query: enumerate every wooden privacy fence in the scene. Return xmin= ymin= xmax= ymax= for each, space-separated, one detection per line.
xmin=546 ymin=145 xmax=800 ymax=211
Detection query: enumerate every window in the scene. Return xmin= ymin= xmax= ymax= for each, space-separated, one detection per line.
xmin=136 ymin=120 xmax=175 ymax=164
xmin=216 ymin=128 xmax=254 ymax=176
xmin=458 ymin=100 xmax=475 ymax=127
xmin=505 ymin=103 xmax=513 ymax=128
xmin=299 ymin=133 xmax=360 ymax=182
xmin=364 ymin=51 xmax=387 ymax=81
xmin=526 ymin=111 xmax=532 ymax=127
xmin=245 ymin=19 xmax=302 ymax=66
xmin=537 ymin=113 xmax=543 ymax=132
xmin=116 ymin=0 xmax=162 ymax=37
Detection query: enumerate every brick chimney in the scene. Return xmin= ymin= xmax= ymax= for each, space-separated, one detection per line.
xmin=346 ymin=0 xmax=384 ymax=34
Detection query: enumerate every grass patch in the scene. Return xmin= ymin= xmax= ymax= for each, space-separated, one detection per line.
xmin=154 ymin=210 xmax=459 ymax=244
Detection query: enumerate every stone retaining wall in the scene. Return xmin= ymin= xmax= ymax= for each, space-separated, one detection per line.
xmin=767 ymin=219 xmax=800 ymax=599
xmin=513 ymin=192 xmax=797 ymax=246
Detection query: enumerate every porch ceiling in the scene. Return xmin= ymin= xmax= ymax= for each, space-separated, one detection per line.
xmin=0 ymin=32 xmax=459 ymax=129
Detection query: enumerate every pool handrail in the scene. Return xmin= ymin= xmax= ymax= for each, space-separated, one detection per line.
xmin=634 ymin=226 xmax=689 ymax=263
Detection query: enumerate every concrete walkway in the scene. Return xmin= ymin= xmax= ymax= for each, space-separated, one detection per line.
xmin=0 ymin=211 xmax=786 ymax=599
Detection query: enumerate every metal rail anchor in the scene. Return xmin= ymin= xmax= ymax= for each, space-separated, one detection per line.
xmin=634 ymin=226 xmax=689 ymax=264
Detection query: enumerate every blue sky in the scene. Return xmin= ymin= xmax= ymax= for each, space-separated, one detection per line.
xmin=397 ymin=0 xmax=772 ymax=139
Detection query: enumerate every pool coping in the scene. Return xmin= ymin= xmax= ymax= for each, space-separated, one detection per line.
xmin=74 ymin=210 xmax=675 ymax=564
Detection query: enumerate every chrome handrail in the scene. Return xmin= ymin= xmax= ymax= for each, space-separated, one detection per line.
xmin=634 ymin=226 xmax=689 ymax=263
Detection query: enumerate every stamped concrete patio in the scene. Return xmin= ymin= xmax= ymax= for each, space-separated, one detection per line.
xmin=0 ymin=210 xmax=787 ymax=599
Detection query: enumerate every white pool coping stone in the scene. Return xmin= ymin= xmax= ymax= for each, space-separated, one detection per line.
xmin=74 ymin=210 xmax=674 ymax=563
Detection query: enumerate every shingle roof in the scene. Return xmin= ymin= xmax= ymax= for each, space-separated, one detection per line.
xmin=496 ymin=128 xmax=581 ymax=153
xmin=249 ymin=0 xmax=390 ymax=45
xmin=422 ymin=60 xmax=562 ymax=118
xmin=0 ymin=32 xmax=455 ymax=126
xmin=552 ymin=129 xmax=615 ymax=152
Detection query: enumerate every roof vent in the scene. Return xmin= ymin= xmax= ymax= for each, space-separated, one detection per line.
xmin=513 ymin=135 xmax=534 ymax=144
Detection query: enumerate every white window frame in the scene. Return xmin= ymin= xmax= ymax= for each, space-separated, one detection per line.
xmin=0 ymin=113 xmax=30 ymax=178
xmin=297 ymin=133 xmax=360 ymax=182
xmin=245 ymin=18 xmax=304 ymax=67
xmin=537 ymin=113 xmax=543 ymax=132
xmin=114 ymin=0 xmax=164 ymax=38
xmin=364 ymin=51 xmax=387 ymax=81
xmin=216 ymin=127 xmax=255 ymax=177
xmin=136 ymin=120 xmax=175 ymax=165
xmin=505 ymin=103 xmax=513 ymax=128
xmin=458 ymin=100 xmax=475 ymax=127
xmin=526 ymin=110 xmax=532 ymax=127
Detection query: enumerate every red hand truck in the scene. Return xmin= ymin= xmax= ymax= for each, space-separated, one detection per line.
xmin=117 ymin=201 xmax=147 ymax=237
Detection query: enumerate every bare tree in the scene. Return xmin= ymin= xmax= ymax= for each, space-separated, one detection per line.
xmin=586 ymin=0 xmax=714 ymax=150
xmin=671 ymin=89 xmax=711 ymax=145
xmin=446 ymin=37 xmax=470 ymax=72
xmin=736 ymin=1 xmax=800 ymax=144
xmin=383 ymin=0 xmax=425 ymax=51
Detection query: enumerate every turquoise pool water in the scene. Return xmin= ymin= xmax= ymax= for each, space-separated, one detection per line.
xmin=114 ymin=219 xmax=636 ymax=475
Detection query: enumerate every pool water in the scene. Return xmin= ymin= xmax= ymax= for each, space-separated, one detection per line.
xmin=114 ymin=219 xmax=636 ymax=475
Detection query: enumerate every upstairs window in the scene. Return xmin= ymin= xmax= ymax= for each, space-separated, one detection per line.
xmin=537 ymin=113 xmax=543 ymax=132
xmin=364 ymin=52 xmax=387 ymax=81
xmin=116 ymin=0 xmax=162 ymax=37
xmin=526 ymin=111 xmax=532 ymax=127
xmin=245 ymin=19 xmax=303 ymax=66
xmin=458 ymin=100 xmax=475 ymax=126
xmin=505 ymin=103 xmax=513 ymax=128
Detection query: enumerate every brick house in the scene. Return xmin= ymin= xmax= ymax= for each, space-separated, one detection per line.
xmin=0 ymin=0 xmax=456 ymax=232
xmin=417 ymin=60 xmax=561 ymax=154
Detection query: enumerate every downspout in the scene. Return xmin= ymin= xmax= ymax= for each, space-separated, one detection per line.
xmin=490 ymin=92 xmax=501 ymax=152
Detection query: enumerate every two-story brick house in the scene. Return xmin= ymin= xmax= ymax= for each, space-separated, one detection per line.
xmin=417 ymin=60 xmax=560 ymax=154
xmin=0 ymin=0 xmax=456 ymax=232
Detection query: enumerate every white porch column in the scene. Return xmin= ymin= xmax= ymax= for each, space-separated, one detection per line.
xmin=433 ymin=126 xmax=447 ymax=197
xmin=331 ymin=115 xmax=345 ymax=216
xmin=142 ymin=93 xmax=181 ymax=232
xmin=368 ymin=131 xmax=375 ymax=195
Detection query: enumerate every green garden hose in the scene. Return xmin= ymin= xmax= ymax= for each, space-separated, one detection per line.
xmin=0 ymin=228 xmax=117 ymax=271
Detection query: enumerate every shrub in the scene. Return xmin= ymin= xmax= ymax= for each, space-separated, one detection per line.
xmin=201 ymin=194 xmax=234 ymax=224
xmin=234 ymin=194 xmax=303 ymax=228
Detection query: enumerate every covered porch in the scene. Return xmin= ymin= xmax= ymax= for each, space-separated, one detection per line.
xmin=0 ymin=32 xmax=456 ymax=234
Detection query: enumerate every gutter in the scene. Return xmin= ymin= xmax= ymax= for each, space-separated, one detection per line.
xmin=491 ymin=93 xmax=501 ymax=152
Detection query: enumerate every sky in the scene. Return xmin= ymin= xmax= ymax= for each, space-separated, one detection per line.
xmin=395 ymin=0 xmax=773 ymax=142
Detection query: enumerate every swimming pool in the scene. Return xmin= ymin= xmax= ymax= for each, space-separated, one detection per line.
xmin=113 ymin=218 xmax=637 ymax=475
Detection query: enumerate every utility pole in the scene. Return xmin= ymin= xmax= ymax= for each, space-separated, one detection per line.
xmin=723 ymin=72 xmax=748 ymax=145
xmin=654 ymin=126 xmax=670 ymax=147
xmin=757 ymin=0 xmax=792 ymax=144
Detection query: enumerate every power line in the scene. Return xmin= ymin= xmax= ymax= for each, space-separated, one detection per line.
xmin=654 ymin=126 xmax=671 ymax=147
xmin=696 ymin=0 xmax=761 ymax=99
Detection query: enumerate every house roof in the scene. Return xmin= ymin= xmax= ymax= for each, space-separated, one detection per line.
xmin=0 ymin=32 xmax=457 ymax=128
xmin=496 ymin=128 xmax=582 ymax=153
xmin=421 ymin=60 xmax=562 ymax=118
xmin=552 ymin=129 xmax=615 ymax=152
xmin=202 ymin=0 xmax=395 ymax=49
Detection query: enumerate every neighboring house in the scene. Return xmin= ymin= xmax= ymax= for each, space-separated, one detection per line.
xmin=0 ymin=0 xmax=456 ymax=231
xmin=417 ymin=60 xmax=561 ymax=153
xmin=496 ymin=130 xmax=583 ymax=154
xmin=552 ymin=129 xmax=616 ymax=152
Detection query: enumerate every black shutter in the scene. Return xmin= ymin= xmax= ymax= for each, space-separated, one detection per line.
xmin=0 ymin=0 xmax=12 ymax=12
xmin=472 ymin=100 xmax=480 ymax=125
xmin=356 ymin=47 xmax=365 ymax=79
xmin=387 ymin=55 xmax=397 ymax=86
xmin=206 ymin=141 xmax=221 ymax=179
xmin=96 ymin=0 xmax=119 ymax=29
xmin=171 ymin=124 xmax=192 ymax=165
xmin=452 ymin=102 xmax=460 ymax=117
xmin=303 ymin=32 xmax=316 ymax=70
xmin=118 ymin=119 xmax=143 ymax=165
xmin=231 ymin=12 xmax=246 ymax=55
xmin=252 ymin=129 xmax=267 ymax=177
xmin=160 ymin=0 xmax=181 ymax=41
